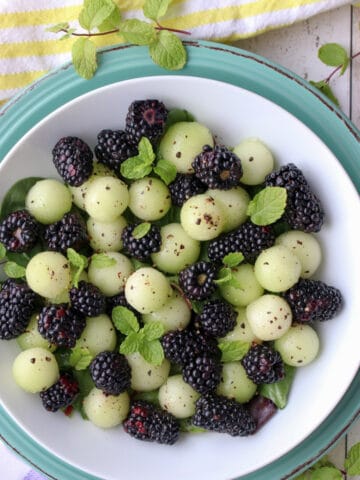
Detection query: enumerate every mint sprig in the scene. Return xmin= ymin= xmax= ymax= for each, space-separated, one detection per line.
xmin=71 ymin=37 xmax=97 ymax=80
xmin=218 ymin=341 xmax=250 ymax=363
xmin=247 ymin=186 xmax=287 ymax=226
xmin=67 ymin=248 xmax=88 ymax=287
xmin=132 ymin=222 xmax=151 ymax=240
xmin=3 ymin=261 xmax=26 ymax=279
xmin=91 ymin=253 xmax=116 ymax=268
xmin=69 ymin=346 xmax=93 ymax=371
xmin=214 ymin=251 xmax=244 ymax=289
xmin=120 ymin=137 xmax=155 ymax=180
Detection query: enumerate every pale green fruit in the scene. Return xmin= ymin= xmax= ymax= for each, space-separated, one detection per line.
xmin=207 ymin=187 xmax=250 ymax=232
xmin=219 ymin=264 xmax=264 ymax=307
xmin=88 ymin=252 xmax=134 ymax=296
xmin=220 ymin=308 xmax=258 ymax=343
xmin=26 ymin=251 xmax=70 ymax=298
xmin=85 ymin=176 xmax=129 ymax=222
xmin=217 ymin=362 xmax=257 ymax=403
xmin=128 ymin=177 xmax=171 ymax=221
xmin=233 ymin=138 xmax=274 ymax=185
xmin=87 ymin=216 xmax=127 ymax=252
xmin=142 ymin=290 xmax=191 ymax=333
xmin=275 ymin=324 xmax=320 ymax=367
xmin=159 ymin=375 xmax=200 ymax=418
xmin=16 ymin=314 xmax=56 ymax=352
xmin=83 ymin=388 xmax=130 ymax=428
xmin=26 ymin=179 xmax=72 ymax=224
xmin=12 ymin=348 xmax=59 ymax=393
xmin=76 ymin=314 xmax=117 ymax=356
xmin=126 ymin=352 xmax=170 ymax=391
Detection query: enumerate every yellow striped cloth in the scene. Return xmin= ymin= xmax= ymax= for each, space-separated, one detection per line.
xmin=0 ymin=0 xmax=353 ymax=106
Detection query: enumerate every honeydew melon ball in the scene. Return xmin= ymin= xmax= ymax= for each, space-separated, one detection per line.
xmin=180 ymin=194 xmax=226 ymax=241
xmin=88 ymin=252 xmax=134 ymax=296
xmin=233 ymin=138 xmax=274 ymax=185
xmin=219 ymin=264 xmax=264 ymax=307
xmin=207 ymin=187 xmax=250 ymax=232
xmin=87 ymin=215 xmax=127 ymax=252
xmin=246 ymin=294 xmax=292 ymax=341
xmin=85 ymin=176 xmax=129 ymax=222
xmin=151 ymin=223 xmax=200 ymax=274
xmin=76 ymin=314 xmax=117 ymax=356
xmin=275 ymin=324 xmax=320 ymax=367
xmin=128 ymin=177 xmax=171 ymax=221
xmin=254 ymin=245 xmax=302 ymax=292
xmin=159 ymin=374 xmax=200 ymax=418
xmin=16 ymin=313 xmax=57 ymax=352
xmin=142 ymin=290 xmax=191 ymax=333
xmin=220 ymin=308 xmax=258 ymax=343
xmin=26 ymin=179 xmax=72 ymax=224
xmin=48 ymin=269 xmax=88 ymax=305
xmin=216 ymin=362 xmax=257 ymax=403
xmin=126 ymin=352 xmax=170 ymax=391
xmin=125 ymin=267 xmax=173 ymax=314
xmin=275 ymin=230 xmax=322 ymax=279
xmin=83 ymin=388 xmax=130 ymax=428
xmin=26 ymin=251 xmax=70 ymax=298
xmin=12 ymin=347 xmax=59 ymax=393
xmin=159 ymin=121 xmax=214 ymax=173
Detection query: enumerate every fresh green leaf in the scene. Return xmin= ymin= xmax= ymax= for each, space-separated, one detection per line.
xmin=98 ymin=4 xmax=121 ymax=32
xmin=132 ymin=222 xmax=151 ymax=239
xmin=0 ymin=243 xmax=6 ymax=260
xmin=120 ymin=19 xmax=157 ymax=45
xmin=78 ymin=0 xmax=116 ymax=31
xmin=119 ymin=331 xmax=143 ymax=354
xmin=218 ymin=341 xmax=250 ymax=363
xmin=120 ymin=137 xmax=155 ymax=180
xmin=214 ymin=267 xmax=241 ymax=288
xmin=153 ymin=158 xmax=177 ymax=185
xmin=311 ymin=456 xmax=334 ymax=469
xmin=179 ymin=418 xmax=206 ymax=433
xmin=344 ymin=442 xmax=360 ymax=475
xmin=0 ymin=177 xmax=43 ymax=219
xmin=46 ymin=22 xmax=70 ymax=33
xmin=190 ymin=299 xmax=204 ymax=314
xmin=311 ymin=467 xmax=342 ymax=480
xmin=139 ymin=339 xmax=164 ymax=365
xmin=131 ymin=258 xmax=151 ymax=270
xmin=143 ymin=321 xmax=165 ymax=341
xmin=4 ymin=261 xmax=26 ymax=278
xmin=138 ymin=137 xmax=156 ymax=163
xmin=293 ymin=473 xmax=310 ymax=480
xmin=133 ymin=389 xmax=160 ymax=406
xmin=143 ymin=0 xmax=172 ymax=21
xmin=259 ymin=365 xmax=296 ymax=409
xmin=310 ymin=80 xmax=340 ymax=106
xmin=69 ymin=347 xmax=93 ymax=371
xmin=165 ymin=108 xmax=195 ymax=128
xmin=59 ymin=29 xmax=76 ymax=40
xmin=112 ymin=306 xmax=140 ymax=335
xmin=247 ymin=186 xmax=287 ymax=226
xmin=149 ymin=30 xmax=186 ymax=70
xmin=67 ymin=248 xmax=88 ymax=287
xmin=91 ymin=253 xmax=116 ymax=268
xmin=72 ymin=37 xmax=97 ymax=80
xmin=318 ymin=43 xmax=349 ymax=70
xmin=72 ymin=369 xmax=95 ymax=418
xmin=6 ymin=243 xmax=42 ymax=268
xmin=222 ymin=252 xmax=244 ymax=268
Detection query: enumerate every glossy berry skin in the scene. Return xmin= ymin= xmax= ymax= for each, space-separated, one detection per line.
xmin=121 ymin=223 xmax=161 ymax=261
xmin=182 ymin=355 xmax=222 ymax=394
xmin=40 ymin=372 xmax=79 ymax=412
xmin=0 ymin=210 xmax=39 ymax=253
xmin=52 ymin=136 xmax=93 ymax=187
xmin=69 ymin=281 xmax=106 ymax=317
xmin=38 ymin=304 xmax=86 ymax=348
xmin=90 ymin=351 xmax=131 ymax=395
xmin=44 ymin=212 xmax=88 ymax=254
xmin=168 ymin=174 xmax=206 ymax=207
xmin=196 ymin=300 xmax=237 ymax=337
xmin=178 ymin=261 xmax=218 ymax=301
xmin=94 ymin=129 xmax=138 ymax=173
xmin=125 ymin=99 xmax=168 ymax=145
xmin=241 ymin=344 xmax=285 ymax=384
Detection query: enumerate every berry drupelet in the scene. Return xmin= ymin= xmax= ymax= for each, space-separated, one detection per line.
xmin=168 ymin=174 xmax=206 ymax=207
xmin=38 ymin=304 xmax=86 ymax=348
xmin=283 ymin=278 xmax=343 ymax=323
xmin=196 ymin=300 xmax=237 ymax=337
xmin=182 ymin=354 xmax=222 ymax=394
xmin=44 ymin=212 xmax=88 ymax=254
xmin=94 ymin=129 xmax=138 ymax=173
xmin=125 ymin=99 xmax=168 ymax=145
xmin=0 ymin=210 xmax=39 ymax=253
xmin=90 ymin=351 xmax=131 ymax=395
xmin=178 ymin=261 xmax=219 ymax=301
xmin=40 ymin=372 xmax=79 ymax=412
xmin=121 ymin=223 xmax=161 ymax=261
xmin=69 ymin=281 xmax=106 ymax=317
xmin=52 ymin=136 xmax=93 ymax=187
xmin=241 ymin=344 xmax=284 ymax=384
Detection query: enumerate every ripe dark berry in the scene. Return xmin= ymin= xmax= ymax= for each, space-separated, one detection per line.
xmin=182 ymin=355 xmax=222 ymax=394
xmin=192 ymin=393 xmax=256 ymax=436
xmin=69 ymin=281 xmax=106 ymax=317
xmin=168 ymin=174 xmax=206 ymax=207
xmin=241 ymin=344 xmax=285 ymax=384
xmin=196 ymin=300 xmax=237 ymax=337
xmin=94 ymin=129 xmax=138 ymax=173
xmin=121 ymin=223 xmax=161 ymax=261
xmin=0 ymin=210 xmax=39 ymax=253
xmin=40 ymin=372 xmax=79 ymax=412
xmin=90 ymin=351 xmax=131 ymax=395
xmin=52 ymin=136 xmax=93 ymax=187
xmin=265 ymin=163 xmax=307 ymax=189
xmin=178 ymin=261 xmax=218 ymax=301
xmin=38 ymin=304 xmax=86 ymax=348
xmin=125 ymin=99 xmax=168 ymax=145
xmin=44 ymin=212 xmax=88 ymax=254
xmin=192 ymin=145 xmax=242 ymax=190
xmin=283 ymin=279 xmax=342 ymax=322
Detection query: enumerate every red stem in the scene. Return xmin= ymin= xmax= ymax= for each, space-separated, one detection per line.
xmin=155 ymin=21 xmax=191 ymax=36
xmin=60 ymin=23 xmax=191 ymax=38
xmin=325 ymin=50 xmax=360 ymax=83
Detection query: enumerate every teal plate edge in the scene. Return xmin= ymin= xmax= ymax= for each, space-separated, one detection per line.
xmin=0 ymin=41 xmax=359 ymax=480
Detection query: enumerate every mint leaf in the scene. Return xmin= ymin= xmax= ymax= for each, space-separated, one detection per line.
xmin=214 ymin=267 xmax=241 ymax=288
xmin=0 ymin=243 xmax=6 ymax=260
xmin=179 ymin=418 xmax=206 ymax=433
xmin=120 ymin=19 xmax=156 ymax=45
xmin=190 ymin=300 xmax=204 ymax=314
xmin=139 ymin=339 xmax=164 ymax=365
xmin=4 ymin=261 xmax=25 ymax=278
xmin=143 ymin=321 xmax=164 ymax=341
xmin=69 ymin=347 xmax=93 ymax=371
xmin=112 ymin=306 xmax=140 ymax=335
xmin=310 ymin=80 xmax=340 ymax=106
xmin=138 ymin=137 xmax=156 ymax=163
xmin=98 ymin=3 xmax=121 ymax=32
xmin=143 ymin=0 xmax=172 ymax=21
xmin=72 ymin=38 xmax=97 ymax=80
xmin=91 ymin=253 xmax=116 ymax=268
xmin=153 ymin=158 xmax=177 ymax=185
xmin=223 ymin=252 xmax=244 ymax=268
xmin=79 ymin=0 xmax=116 ymax=31
xmin=165 ymin=108 xmax=195 ymax=128
xmin=46 ymin=22 xmax=70 ymax=33
xmin=247 ymin=186 xmax=287 ymax=225
xmin=119 ymin=331 xmax=143 ymax=354
xmin=218 ymin=341 xmax=250 ymax=362
xmin=311 ymin=467 xmax=342 ymax=480
xmin=133 ymin=389 xmax=160 ymax=406
xmin=132 ymin=222 xmax=151 ymax=239
xmin=318 ymin=43 xmax=349 ymax=74
xmin=120 ymin=137 xmax=155 ymax=179
xmin=149 ymin=30 xmax=186 ymax=70
xmin=344 ymin=442 xmax=360 ymax=475
xmin=259 ymin=365 xmax=296 ymax=409
xmin=67 ymin=248 xmax=88 ymax=287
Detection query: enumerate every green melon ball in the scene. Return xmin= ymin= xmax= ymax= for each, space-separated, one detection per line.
xmin=217 ymin=362 xmax=257 ymax=403
xmin=246 ymin=294 xmax=292 ymax=341
xmin=88 ymin=252 xmax=134 ymax=296
xmin=76 ymin=314 xmax=117 ymax=356
xmin=219 ymin=308 xmax=258 ymax=343
xmin=83 ymin=388 xmax=130 ymax=428
xmin=16 ymin=313 xmax=56 ymax=352
xmin=142 ymin=289 xmax=191 ymax=333
xmin=26 ymin=179 xmax=72 ymax=224
xmin=85 ymin=176 xmax=129 ymax=222
xmin=12 ymin=347 xmax=59 ymax=393
xmin=207 ymin=187 xmax=250 ymax=232
xmin=151 ymin=223 xmax=200 ymax=274
xmin=26 ymin=251 xmax=70 ymax=298
xmin=159 ymin=121 xmax=214 ymax=173
xmin=128 ymin=177 xmax=171 ymax=221
xmin=180 ymin=193 xmax=226 ymax=241
xmin=275 ymin=324 xmax=320 ymax=367
xmin=219 ymin=264 xmax=264 ymax=307
xmin=125 ymin=267 xmax=173 ymax=314
xmin=126 ymin=352 xmax=170 ymax=391
xmin=87 ymin=216 xmax=127 ymax=252
xmin=254 ymin=245 xmax=302 ymax=292
xmin=158 ymin=374 xmax=200 ymax=418
xmin=233 ymin=138 xmax=274 ymax=185
xmin=275 ymin=230 xmax=322 ymax=279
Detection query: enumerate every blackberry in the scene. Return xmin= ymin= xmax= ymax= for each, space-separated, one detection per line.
xmin=121 ymin=223 xmax=161 ymax=261
xmin=192 ymin=393 xmax=256 ymax=436
xmin=69 ymin=281 xmax=106 ymax=317
xmin=125 ymin=99 xmax=168 ymax=145
xmin=90 ymin=351 xmax=131 ymax=395
xmin=0 ymin=210 xmax=39 ymax=253
xmin=178 ymin=261 xmax=218 ymax=300
xmin=168 ymin=174 xmax=206 ymax=207
xmin=196 ymin=300 xmax=237 ymax=337
xmin=208 ymin=221 xmax=275 ymax=263
xmin=283 ymin=278 xmax=343 ymax=322
xmin=105 ymin=291 xmax=140 ymax=320
xmin=52 ymin=136 xmax=93 ymax=187
xmin=241 ymin=344 xmax=284 ymax=384
xmin=94 ymin=129 xmax=138 ymax=173
xmin=182 ymin=355 xmax=221 ymax=394
xmin=265 ymin=163 xmax=307 ymax=189
xmin=123 ymin=401 xmax=179 ymax=445
xmin=38 ymin=304 xmax=86 ymax=348
xmin=40 ymin=372 xmax=79 ymax=412
xmin=192 ymin=145 xmax=242 ymax=190
xmin=0 ymin=280 xmax=38 ymax=340
xmin=44 ymin=212 xmax=88 ymax=254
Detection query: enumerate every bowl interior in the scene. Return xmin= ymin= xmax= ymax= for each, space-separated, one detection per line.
xmin=0 ymin=75 xmax=359 ymax=480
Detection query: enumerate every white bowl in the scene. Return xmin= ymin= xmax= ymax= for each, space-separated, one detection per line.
xmin=0 ymin=76 xmax=359 ymax=480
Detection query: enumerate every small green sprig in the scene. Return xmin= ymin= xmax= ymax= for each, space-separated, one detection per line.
xmin=214 ymin=252 xmax=244 ymax=289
